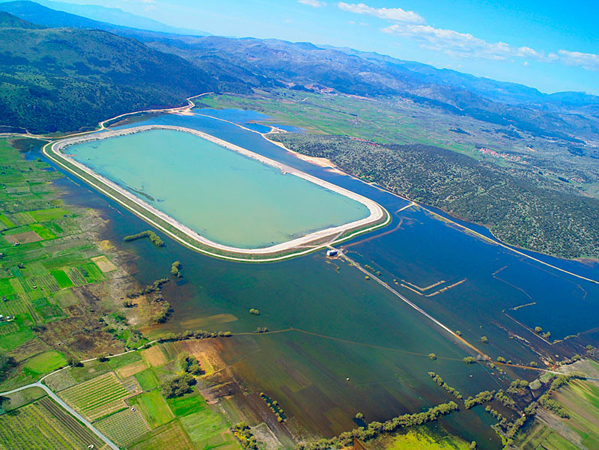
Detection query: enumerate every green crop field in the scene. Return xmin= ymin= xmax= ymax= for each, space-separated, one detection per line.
xmin=179 ymin=399 xmax=231 ymax=446
xmin=167 ymin=392 xmax=204 ymax=418
xmin=96 ymin=407 xmax=150 ymax=446
xmin=130 ymin=390 xmax=174 ymax=429
xmin=135 ymin=368 xmax=160 ymax=391
xmin=0 ymin=397 xmax=104 ymax=449
xmin=22 ymin=350 xmax=67 ymax=377
xmin=60 ymin=372 xmax=133 ymax=420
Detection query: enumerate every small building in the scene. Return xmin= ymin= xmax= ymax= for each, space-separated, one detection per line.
xmin=326 ymin=249 xmax=339 ymax=257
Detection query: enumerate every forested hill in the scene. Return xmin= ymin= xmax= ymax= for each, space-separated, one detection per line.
xmin=0 ymin=13 xmax=219 ymax=133
xmin=269 ymin=133 xmax=599 ymax=260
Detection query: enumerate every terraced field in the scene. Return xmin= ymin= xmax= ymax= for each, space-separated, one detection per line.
xmin=0 ymin=397 xmax=105 ymax=449
xmin=60 ymin=372 xmax=139 ymax=420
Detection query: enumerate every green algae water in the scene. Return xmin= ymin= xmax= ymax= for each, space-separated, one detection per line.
xmin=68 ymin=129 xmax=369 ymax=248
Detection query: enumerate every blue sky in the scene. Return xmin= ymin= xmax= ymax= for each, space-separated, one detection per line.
xmin=60 ymin=0 xmax=599 ymax=94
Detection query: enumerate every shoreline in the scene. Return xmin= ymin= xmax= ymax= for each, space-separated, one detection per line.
xmin=47 ymin=125 xmax=389 ymax=262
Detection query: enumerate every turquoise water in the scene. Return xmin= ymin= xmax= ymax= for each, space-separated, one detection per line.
xmin=69 ymin=129 xmax=370 ymax=248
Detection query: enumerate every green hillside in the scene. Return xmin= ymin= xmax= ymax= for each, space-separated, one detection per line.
xmin=0 ymin=12 xmax=218 ymax=133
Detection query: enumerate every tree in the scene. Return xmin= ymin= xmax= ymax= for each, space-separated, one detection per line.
xmin=534 ymin=326 xmax=543 ymax=334
xmin=463 ymin=356 xmax=476 ymax=364
xmin=0 ymin=395 xmax=10 ymax=411
xmin=355 ymin=412 xmax=364 ymax=420
xmin=0 ymin=353 xmax=16 ymax=382
xmin=67 ymin=356 xmax=83 ymax=367
xmin=480 ymin=336 xmax=489 ymax=344
xmin=428 ymin=353 xmax=437 ymax=360
xmin=98 ymin=354 xmax=109 ymax=362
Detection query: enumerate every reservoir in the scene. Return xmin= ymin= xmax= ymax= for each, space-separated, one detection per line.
xmin=66 ymin=128 xmax=372 ymax=249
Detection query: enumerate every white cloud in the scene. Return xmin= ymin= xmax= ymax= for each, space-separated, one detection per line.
xmin=382 ymin=23 xmax=546 ymax=61
xmin=338 ymin=2 xmax=424 ymax=24
xmin=557 ymin=50 xmax=599 ymax=71
xmin=338 ymin=1 xmax=599 ymax=72
xmin=298 ymin=0 xmax=327 ymax=8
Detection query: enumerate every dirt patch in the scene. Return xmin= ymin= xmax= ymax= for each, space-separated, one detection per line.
xmin=116 ymin=360 xmax=148 ymax=379
xmin=92 ymin=255 xmax=118 ymax=273
xmin=174 ymin=340 xmax=227 ymax=376
xmin=4 ymin=231 xmax=42 ymax=244
xmin=141 ymin=345 xmax=168 ymax=367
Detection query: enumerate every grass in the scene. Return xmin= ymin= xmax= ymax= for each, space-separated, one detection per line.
xmin=135 ymin=368 xmax=160 ymax=391
xmin=179 ymin=402 xmax=229 ymax=445
xmin=22 ymin=350 xmax=67 ymax=376
xmin=130 ymin=390 xmax=174 ymax=429
xmin=29 ymin=208 xmax=70 ymax=222
xmin=166 ymin=391 xmax=205 ymax=418
xmin=29 ymin=223 xmax=56 ymax=240
xmin=50 ymin=269 xmax=73 ymax=289
xmin=0 ymin=327 xmax=36 ymax=352
xmin=108 ymin=350 xmax=143 ymax=369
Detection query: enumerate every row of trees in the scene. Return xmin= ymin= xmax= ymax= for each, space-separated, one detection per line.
xmin=299 ymin=401 xmax=458 ymax=450
xmin=158 ymin=329 xmax=232 ymax=343
xmin=126 ymin=278 xmax=169 ymax=299
xmin=464 ymin=390 xmax=495 ymax=409
xmin=124 ymin=230 xmax=164 ymax=247
xmin=427 ymin=372 xmax=463 ymax=400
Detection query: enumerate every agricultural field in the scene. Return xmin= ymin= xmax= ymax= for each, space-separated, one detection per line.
xmin=514 ymin=361 xmax=599 ymax=450
xmin=59 ymin=371 xmax=139 ymax=420
xmin=96 ymin=407 xmax=150 ymax=447
xmin=368 ymin=427 xmax=472 ymax=450
xmin=0 ymin=393 xmax=105 ymax=449
xmin=0 ymin=138 xmax=144 ymax=391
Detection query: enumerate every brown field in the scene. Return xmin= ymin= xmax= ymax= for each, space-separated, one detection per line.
xmin=174 ymin=340 xmax=220 ymax=375
xmin=141 ymin=345 xmax=168 ymax=367
xmin=4 ymin=231 xmax=43 ymax=244
xmin=116 ymin=360 xmax=148 ymax=378
xmin=91 ymin=255 xmax=118 ymax=273
xmin=131 ymin=421 xmax=193 ymax=450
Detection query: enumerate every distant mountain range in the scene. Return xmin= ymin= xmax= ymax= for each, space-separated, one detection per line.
xmin=0 ymin=0 xmax=598 ymax=144
xmin=0 ymin=0 xmax=209 ymax=35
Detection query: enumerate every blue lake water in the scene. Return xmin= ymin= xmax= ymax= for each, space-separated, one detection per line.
xmin=68 ymin=129 xmax=369 ymax=249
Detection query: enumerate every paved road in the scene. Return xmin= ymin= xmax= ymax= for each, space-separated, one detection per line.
xmin=1 ymin=379 xmax=120 ymax=449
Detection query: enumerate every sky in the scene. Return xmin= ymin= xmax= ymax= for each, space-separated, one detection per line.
xmin=55 ymin=0 xmax=599 ymax=95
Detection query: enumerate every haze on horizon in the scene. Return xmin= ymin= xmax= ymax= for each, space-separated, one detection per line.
xmin=38 ymin=0 xmax=599 ymax=96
